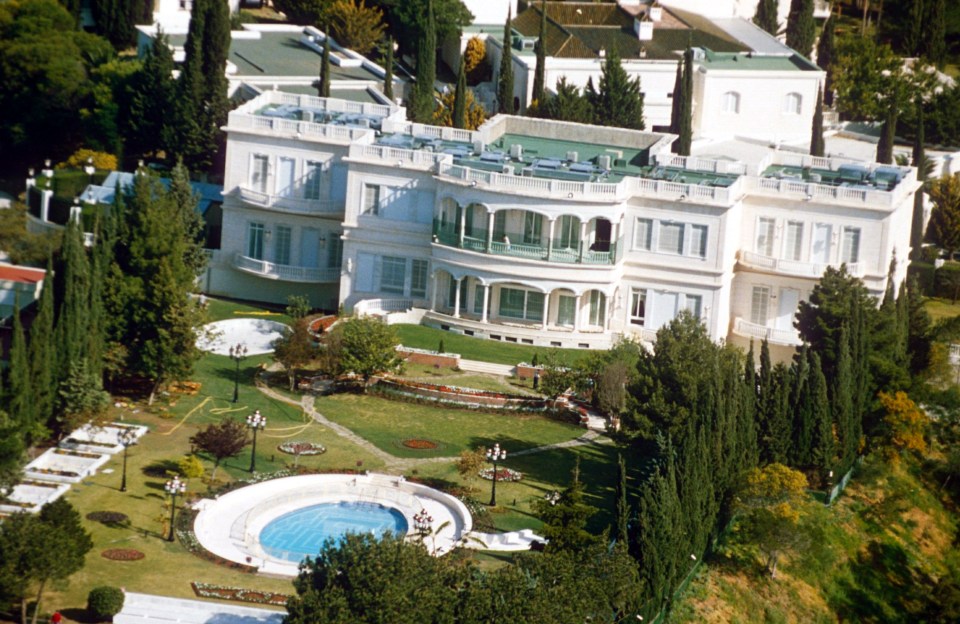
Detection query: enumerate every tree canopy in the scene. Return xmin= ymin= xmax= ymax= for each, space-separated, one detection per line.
xmin=327 ymin=317 xmax=401 ymax=381
xmin=190 ymin=419 xmax=249 ymax=478
xmin=586 ymin=45 xmax=645 ymax=130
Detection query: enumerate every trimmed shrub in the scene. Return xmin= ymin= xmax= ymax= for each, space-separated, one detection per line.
xmin=87 ymin=586 xmax=125 ymax=620
xmin=178 ymin=454 xmax=205 ymax=479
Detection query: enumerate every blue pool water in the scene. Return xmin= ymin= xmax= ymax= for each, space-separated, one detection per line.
xmin=259 ymin=501 xmax=408 ymax=562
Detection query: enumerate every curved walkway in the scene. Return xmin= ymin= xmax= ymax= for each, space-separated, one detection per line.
xmin=255 ymin=385 xmax=610 ymax=472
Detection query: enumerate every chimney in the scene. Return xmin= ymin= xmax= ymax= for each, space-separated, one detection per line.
xmin=634 ymin=16 xmax=654 ymax=41
xmin=650 ymin=1 xmax=663 ymax=22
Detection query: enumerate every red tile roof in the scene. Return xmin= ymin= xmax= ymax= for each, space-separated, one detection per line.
xmin=0 ymin=264 xmax=46 ymax=284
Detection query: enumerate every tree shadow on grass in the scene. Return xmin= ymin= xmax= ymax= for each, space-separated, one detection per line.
xmin=142 ymin=459 xmax=179 ymax=478
xmin=59 ymin=608 xmax=97 ymax=624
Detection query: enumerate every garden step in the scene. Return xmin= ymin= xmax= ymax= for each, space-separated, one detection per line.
xmin=457 ymin=359 xmax=515 ymax=376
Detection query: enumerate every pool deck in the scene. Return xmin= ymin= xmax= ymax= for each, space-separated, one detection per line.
xmin=115 ymin=591 xmax=283 ymax=624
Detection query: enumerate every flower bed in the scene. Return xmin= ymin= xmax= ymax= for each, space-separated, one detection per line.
xmin=31 ymin=467 xmax=81 ymax=478
xmin=63 ymin=437 xmax=118 ymax=449
xmin=191 ymin=582 xmax=290 ymax=607
xmin=101 ymin=548 xmax=145 ymax=561
xmin=87 ymin=511 xmax=129 ymax=524
xmin=400 ymin=438 xmax=439 ymax=450
xmin=19 ymin=480 xmax=61 ymax=489
xmin=478 ymin=467 xmax=523 ymax=482
xmin=277 ymin=441 xmax=326 ymax=456
xmin=53 ymin=448 xmax=103 ymax=459
xmin=372 ymin=379 xmax=549 ymax=413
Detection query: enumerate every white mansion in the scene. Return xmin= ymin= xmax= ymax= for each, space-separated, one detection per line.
xmin=207 ymin=90 xmax=916 ymax=360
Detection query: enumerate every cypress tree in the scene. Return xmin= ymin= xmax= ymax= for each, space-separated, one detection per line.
xmin=786 ymin=0 xmax=815 ymax=58
xmin=129 ymin=32 xmax=177 ymax=163
xmin=907 ymin=0 xmax=925 ymax=57
xmin=614 ymin=453 xmax=630 ymax=545
xmin=895 ymin=280 xmax=910 ymax=368
xmin=318 ymin=27 xmax=332 ymax=98
xmin=30 ymin=268 xmax=56 ymax=435
xmin=57 ymin=220 xmax=91 ymax=380
xmin=531 ymin=1 xmax=547 ymax=109
xmin=669 ymin=62 xmax=682 ymax=134
xmin=383 ymin=37 xmax=394 ymax=102
xmin=911 ymin=101 xmax=928 ymax=261
xmin=790 ymin=346 xmax=813 ymax=467
xmin=876 ymin=97 xmax=898 ymax=165
xmin=768 ymin=363 xmax=794 ymax=464
xmin=833 ymin=327 xmax=855 ymax=469
xmin=811 ymin=87 xmax=825 ymax=157
xmin=635 ymin=449 xmax=682 ymax=614
xmin=906 ymin=275 xmax=933 ymax=375
xmin=587 ymin=44 xmax=645 ymax=130
xmin=497 ymin=8 xmax=515 ymax=114
xmin=677 ymin=48 xmax=694 ymax=156
xmin=754 ymin=0 xmax=780 ymax=36
xmin=411 ymin=0 xmax=437 ymax=122
xmin=926 ymin=0 xmax=947 ymax=68
xmin=452 ymin=54 xmax=467 ymax=129
xmin=816 ymin=16 xmax=836 ymax=107
xmin=9 ymin=301 xmax=37 ymax=444
xmin=808 ymin=351 xmax=834 ymax=480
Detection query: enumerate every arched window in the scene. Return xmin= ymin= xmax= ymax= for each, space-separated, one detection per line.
xmin=783 ymin=92 xmax=802 ymax=115
xmin=721 ymin=91 xmax=740 ymax=114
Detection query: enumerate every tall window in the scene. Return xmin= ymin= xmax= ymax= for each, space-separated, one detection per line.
xmin=380 ymin=256 xmax=406 ymax=294
xmin=630 ymin=289 xmax=647 ymax=326
xmin=722 ymin=91 xmax=740 ymax=113
xmin=277 ymin=157 xmax=295 ymax=198
xmin=327 ymin=232 xmax=343 ymax=268
xmin=411 ymin=259 xmax=428 ymax=298
xmin=588 ymin=291 xmax=606 ymax=326
xmin=557 ymin=295 xmax=576 ymax=327
xmin=841 ymin=227 xmax=861 ymax=264
xmin=304 ymin=161 xmax=323 ymax=200
xmin=690 ymin=225 xmax=708 ymax=258
xmin=784 ymin=221 xmax=803 ymax=261
xmin=756 ymin=218 xmax=775 ymax=256
xmin=474 ymin=284 xmax=485 ymax=314
xmin=783 ymin=92 xmax=802 ymax=115
xmin=250 ymin=155 xmax=268 ymax=192
xmin=751 ymin=286 xmax=770 ymax=325
xmin=523 ymin=212 xmax=542 ymax=245
xmin=274 ymin=225 xmax=291 ymax=265
xmin=363 ymin=184 xmax=381 ymax=215
xmin=498 ymin=288 xmax=543 ymax=321
xmin=493 ymin=211 xmax=507 ymax=240
xmin=247 ymin=222 xmax=265 ymax=260
xmin=658 ymin=222 xmax=684 ymax=255
xmin=634 ymin=218 xmax=652 ymax=250
xmin=557 ymin=215 xmax=579 ymax=249
xmin=684 ymin=295 xmax=702 ymax=319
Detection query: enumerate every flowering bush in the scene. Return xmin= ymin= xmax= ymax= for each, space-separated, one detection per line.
xmin=277 ymin=441 xmax=326 ymax=456
xmin=191 ymin=582 xmax=291 ymax=606
xmin=478 ymin=467 xmax=523 ymax=482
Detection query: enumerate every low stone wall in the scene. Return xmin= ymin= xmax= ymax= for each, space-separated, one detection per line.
xmin=515 ymin=364 xmax=543 ymax=380
xmin=397 ymin=346 xmax=461 ymax=369
xmin=375 ymin=378 xmax=546 ymax=411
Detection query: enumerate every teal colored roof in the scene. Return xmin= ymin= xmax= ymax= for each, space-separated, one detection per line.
xmin=700 ymin=49 xmax=819 ymax=71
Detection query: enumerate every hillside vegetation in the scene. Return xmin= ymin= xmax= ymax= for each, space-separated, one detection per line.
xmin=674 ymin=455 xmax=960 ymax=623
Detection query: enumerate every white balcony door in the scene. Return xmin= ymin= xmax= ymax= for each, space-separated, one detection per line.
xmin=811 ymin=223 xmax=831 ymax=264
xmin=650 ymin=291 xmax=678 ymax=329
xmin=775 ymin=288 xmax=799 ymax=331
xmin=301 ymin=227 xmax=320 ymax=268
xmin=277 ymin=157 xmax=296 ymax=198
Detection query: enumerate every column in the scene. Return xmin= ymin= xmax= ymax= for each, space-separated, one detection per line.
xmin=541 ymin=292 xmax=549 ymax=330
xmin=430 ymin=273 xmax=438 ymax=312
xmin=481 ymin=284 xmax=490 ymax=323
xmin=458 ymin=206 xmax=466 ymax=248
xmin=453 ymin=278 xmax=462 ymax=318
xmin=547 ymin=218 xmax=556 ymax=262
xmin=578 ymin=221 xmax=588 ymax=263
xmin=486 ymin=210 xmax=495 ymax=253
xmin=573 ymin=294 xmax=581 ymax=331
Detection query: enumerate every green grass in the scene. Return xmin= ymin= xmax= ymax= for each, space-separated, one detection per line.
xmin=313 ymin=392 xmax=582 ymax=458
xmin=393 ymin=324 xmax=594 ymax=367
xmin=396 ymin=363 xmax=541 ymax=395
xmin=203 ymin=295 xmax=291 ymax=324
xmin=924 ymin=296 xmax=960 ymax=323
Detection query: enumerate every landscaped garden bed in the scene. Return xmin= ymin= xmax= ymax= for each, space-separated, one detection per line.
xmin=25 ymin=447 xmax=111 ymax=483
xmin=277 ymin=441 xmax=326 ymax=456
xmin=400 ymin=438 xmax=439 ymax=450
xmin=191 ymin=582 xmax=290 ymax=607
xmin=479 ymin=467 xmax=523 ymax=482
xmin=86 ymin=511 xmax=130 ymax=525
xmin=373 ymin=378 xmax=548 ymax=411
xmin=101 ymin=548 xmax=145 ymax=561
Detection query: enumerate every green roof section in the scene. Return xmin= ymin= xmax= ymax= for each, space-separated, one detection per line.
xmin=274 ymin=85 xmax=382 ymax=104
xmin=229 ymin=32 xmax=379 ymax=80
xmin=700 ymin=49 xmax=819 ymax=72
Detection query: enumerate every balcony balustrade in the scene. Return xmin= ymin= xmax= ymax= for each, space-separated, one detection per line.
xmin=433 ymin=221 xmax=621 ymax=265
xmin=235 ymin=187 xmax=343 ymax=216
xmin=733 ymin=318 xmax=801 ymax=346
xmin=233 ymin=254 xmax=340 ymax=283
xmin=739 ymin=250 xmax=862 ymax=278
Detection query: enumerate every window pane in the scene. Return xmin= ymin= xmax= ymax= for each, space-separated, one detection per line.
xmin=251 ymin=155 xmax=268 ymax=192
xmin=658 ymin=222 xmax=684 ymax=254
xmin=842 ymin=228 xmax=860 ymax=264
xmin=523 ymin=212 xmax=542 ymax=244
xmin=247 ymin=222 xmax=264 ymax=259
xmin=558 ymin=215 xmax=578 ymax=249
xmin=499 ymin=288 xmax=525 ymax=319
xmin=304 ymin=161 xmax=323 ymax=200
xmin=274 ymin=225 xmax=291 ymax=265
xmin=527 ymin=291 xmax=545 ymax=321
xmin=474 ymin=284 xmax=485 ymax=314
xmin=750 ymin=286 xmax=769 ymax=325
xmin=363 ymin=184 xmax=381 ymax=215
xmin=588 ymin=291 xmax=606 ymax=326
xmin=784 ymin=221 xmax=803 ymax=261
xmin=690 ymin=225 xmax=707 ymax=258
xmin=328 ymin=232 xmax=343 ymax=268
xmin=411 ymin=259 xmax=428 ymax=298
xmin=756 ymin=218 xmax=775 ymax=256
xmin=557 ymin=295 xmax=576 ymax=326
xmin=634 ymin=218 xmax=652 ymax=250
xmin=685 ymin=295 xmax=702 ymax=319
xmin=631 ymin=290 xmax=646 ymax=325
xmin=380 ymin=256 xmax=405 ymax=294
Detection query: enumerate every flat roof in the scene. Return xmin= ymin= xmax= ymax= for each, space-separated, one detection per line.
xmin=700 ymin=49 xmax=819 ymax=72
xmin=272 ymin=85 xmax=382 ymax=103
xmin=0 ymin=264 xmax=46 ymax=284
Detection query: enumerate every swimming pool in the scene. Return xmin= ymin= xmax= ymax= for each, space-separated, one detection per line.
xmin=258 ymin=501 xmax=408 ymax=562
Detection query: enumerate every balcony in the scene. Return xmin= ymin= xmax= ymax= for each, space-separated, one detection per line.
xmin=234 ymin=187 xmax=343 ymax=217
xmin=733 ymin=318 xmax=801 ymax=347
xmin=233 ymin=254 xmax=341 ymax=283
xmin=738 ymin=250 xmax=862 ymax=279
xmin=433 ymin=222 xmax=622 ymax=266
xmin=437 ymin=163 xmax=624 ymax=202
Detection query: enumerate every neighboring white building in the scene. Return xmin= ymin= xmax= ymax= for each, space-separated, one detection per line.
xmin=477 ymin=1 xmax=823 ymax=143
xmin=461 ymin=0 xmax=517 ymax=26
xmin=207 ymin=92 xmax=917 ymax=361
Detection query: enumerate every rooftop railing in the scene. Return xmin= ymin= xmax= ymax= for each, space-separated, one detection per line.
xmin=348 ymin=144 xmax=452 ymax=169
xmin=227 ymin=111 xmax=370 ymax=142
xmin=437 ymin=163 xmax=624 ymax=201
xmin=654 ymin=153 xmax=748 ymax=176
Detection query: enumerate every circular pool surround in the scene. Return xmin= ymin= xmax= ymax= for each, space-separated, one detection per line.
xmin=192 ymin=473 xmax=473 ymax=576
xmin=196 ymin=318 xmax=290 ymax=356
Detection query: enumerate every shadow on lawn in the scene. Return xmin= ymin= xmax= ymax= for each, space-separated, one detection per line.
xmin=142 ymin=459 xmax=179 ymax=478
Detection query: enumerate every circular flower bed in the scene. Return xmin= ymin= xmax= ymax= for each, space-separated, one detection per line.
xmin=86 ymin=511 xmax=129 ymax=525
xmin=277 ymin=441 xmax=326 ymax=456
xmin=478 ymin=467 xmax=523 ymax=482
xmin=101 ymin=548 xmax=145 ymax=561
xmin=400 ymin=438 xmax=439 ymax=450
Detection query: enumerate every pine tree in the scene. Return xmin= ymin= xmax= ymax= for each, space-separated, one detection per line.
xmin=786 ymin=0 xmax=815 ymax=58
xmin=754 ymin=0 xmax=780 ymax=36
xmin=677 ymin=48 xmax=694 ymax=155
xmin=168 ymin=160 xmax=207 ymax=280
xmin=907 ymin=0 xmax=925 ymax=57
xmin=876 ymin=97 xmax=898 ymax=164
xmin=29 ymin=268 xmax=56 ymax=435
xmin=926 ymin=0 xmax=947 ymax=68
xmin=614 ymin=453 xmax=629 ymax=545
xmin=452 ymin=54 xmax=467 ymax=129
xmin=811 ymin=87 xmax=825 ymax=157
xmin=128 ymin=31 xmax=176 ymax=162
xmin=410 ymin=0 xmax=437 ymax=122
xmin=586 ymin=44 xmax=644 ymax=130
xmin=383 ymin=37 xmax=394 ymax=101
xmin=318 ymin=27 xmax=332 ymax=98
xmin=538 ymin=77 xmax=593 ymax=123
xmin=497 ymin=8 xmax=515 ymax=114
xmin=816 ymin=16 xmax=836 ymax=106
xmin=531 ymin=1 xmax=547 ymax=109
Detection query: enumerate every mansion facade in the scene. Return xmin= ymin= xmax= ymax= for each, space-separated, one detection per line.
xmin=207 ymin=91 xmax=916 ymax=360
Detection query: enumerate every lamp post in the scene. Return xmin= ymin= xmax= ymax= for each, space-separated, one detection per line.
xmin=486 ymin=443 xmax=507 ymax=507
xmin=84 ymin=156 xmax=95 ymax=186
xmin=246 ymin=409 xmax=266 ymax=473
xmin=118 ymin=428 xmax=137 ymax=492
xmin=164 ymin=475 xmax=186 ymax=542
xmin=544 ymin=490 xmax=561 ymax=506
xmin=229 ymin=343 xmax=248 ymax=403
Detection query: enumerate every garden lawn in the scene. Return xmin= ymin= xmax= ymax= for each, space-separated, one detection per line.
xmin=393 ymin=324 xmax=593 ymax=367
xmin=396 ymin=364 xmax=541 ymax=395
xmin=203 ymin=295 xmax=291 ymax=324
xmin=924 ymin=296 xmax=960 ymax=323
xmin=314 ymin=393 xmax=582 ymax=458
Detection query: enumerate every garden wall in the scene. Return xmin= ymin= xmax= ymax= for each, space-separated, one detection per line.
xmin=375 ymin=378 xmax=545 ymax=410
xmin=397 ymin=346 xmax=461 ymax=369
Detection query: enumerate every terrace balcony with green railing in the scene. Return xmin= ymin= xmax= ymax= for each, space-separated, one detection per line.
xmin=432 ymin=220 xmax=623 ymax=265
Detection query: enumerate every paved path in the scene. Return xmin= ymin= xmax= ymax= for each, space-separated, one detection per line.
xmin=115 ymin=591 xmax=283 ymax=624
xmin=457 ymin=358 xmax=516 ymax=376
xmin=256 ymin=385 xmax=610 ymax=472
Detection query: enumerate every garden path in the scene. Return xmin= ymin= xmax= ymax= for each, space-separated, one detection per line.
xmin=255 ymin=385 xmax=610 ymax=472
